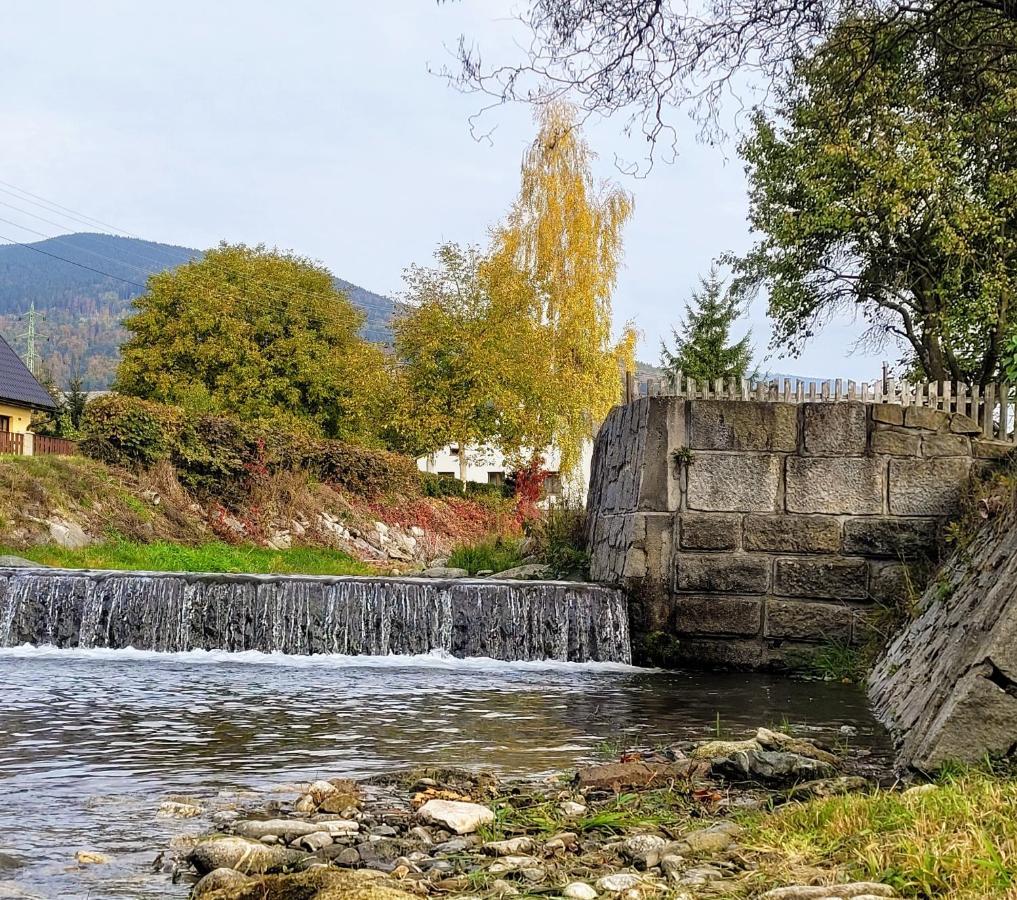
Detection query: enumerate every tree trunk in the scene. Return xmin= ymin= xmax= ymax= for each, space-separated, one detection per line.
xmin=458 ymin=441 xmax=468 ymax=483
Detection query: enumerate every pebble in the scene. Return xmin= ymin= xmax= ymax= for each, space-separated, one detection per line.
xmin=622 ymin=833 xmax=669 ymax=868
xmin=491 ymin=878 xmax=520 ymax=896
xmin=296 ymin=832 xmax=333 ymax=852
xmin=759 ymin=886 xmax=895 ymax=899
xmin=560 ymin=800 xmax=588 ymax=817
xmin=564 ymin=883 xmax=599 ymax=900
xmin=488 ymin=855 xmax=542 ymax=874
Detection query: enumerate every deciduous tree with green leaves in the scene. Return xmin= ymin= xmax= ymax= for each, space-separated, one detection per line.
xmin=393 ymin=242 xmax=551 ymax=479
xmin=661 ymin=267 xmax=753 ymax=385
xmin=116 ymin=243 xmax=391 ymax=442
xmin=734 ymin=14 xmax=1017 ymax=385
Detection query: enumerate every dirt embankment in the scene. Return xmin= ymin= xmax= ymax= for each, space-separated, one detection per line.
xmin=0 ymin=455 xmax=515 ymax=570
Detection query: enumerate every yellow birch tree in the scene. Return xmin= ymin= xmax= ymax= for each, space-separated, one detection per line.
xmin=488 ymin=101 xmax=635 ymax=477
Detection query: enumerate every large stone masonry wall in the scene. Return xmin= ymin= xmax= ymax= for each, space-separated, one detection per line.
xmin=587 ymin=397 xmax=1006 ymax=669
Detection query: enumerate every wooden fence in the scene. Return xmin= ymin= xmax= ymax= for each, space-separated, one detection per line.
xmin=0 ymin=433 xmax=77 ymax=456
xmin=625 ymin=371 xmax=1017 ymax=445
xmin=33 ymin=435 xmax=78 ymax=456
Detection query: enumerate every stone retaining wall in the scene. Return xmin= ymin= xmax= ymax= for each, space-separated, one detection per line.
xmin=587 ymin=397 xmax=1006 ymax=668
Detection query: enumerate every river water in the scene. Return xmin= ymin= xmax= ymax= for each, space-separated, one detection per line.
xmin=0 ymin=647 xmax=885 ymax=899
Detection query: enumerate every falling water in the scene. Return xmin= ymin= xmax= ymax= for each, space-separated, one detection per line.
xmin=0 ymin=568 xmax=631 ymax=663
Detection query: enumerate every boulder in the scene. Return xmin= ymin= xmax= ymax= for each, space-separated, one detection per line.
xmin=186 ymin=836 xmax=307 ymax=875
xmin=193 ymin=868 xmax=250 ymax=897
xmin=0 ymin=555 xmax=44 ymax=568
xmin=190 ymin=868 xmax=417 ymax=900
xmin=416 ymin=799 xmax=494 ymax=834
xmin=48 ymin=518 xmax=90 ymax=550
xmin=233 ymin=819 xmax=323 ymax=840
xmin=575 ymin=759 xmax=704 ymax=792
xmin=712 ymin=748 xmax=837 ymax=783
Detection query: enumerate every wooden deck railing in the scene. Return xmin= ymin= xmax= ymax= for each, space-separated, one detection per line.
xmin=626 ymin=371 xmax=1017 ymax=445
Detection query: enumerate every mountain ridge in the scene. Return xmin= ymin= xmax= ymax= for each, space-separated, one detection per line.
xmin=0 ymin=233 xmax=396 ymax=388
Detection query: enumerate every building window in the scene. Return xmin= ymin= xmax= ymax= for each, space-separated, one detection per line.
xmin=543 ymin=472 xmax=562 ymax=497
xmin=0 ymin=416 xmax=10 ymax=433
xmin=487 ymin=471 xmax=505 ymax=486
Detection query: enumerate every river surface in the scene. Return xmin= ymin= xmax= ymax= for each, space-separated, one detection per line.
xmin=0 ymin=647 xmax=886 ymax=899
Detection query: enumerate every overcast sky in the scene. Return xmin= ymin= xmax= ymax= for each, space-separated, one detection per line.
xmin=0 ymin=1 xmax=893 ymax=380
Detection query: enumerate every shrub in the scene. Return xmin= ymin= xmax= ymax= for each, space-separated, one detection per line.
xmin=420 ymin=472 xmax=464 ymax=498
xmin=528 ymin=500 xmax=590 ymax=579
xmin=464 ymin=480 xmax=509 ymax=499
xmin=80 ymin=394 xmax=182 ymax=468
xmin=302 ymin=439 xmax=420 ymax=497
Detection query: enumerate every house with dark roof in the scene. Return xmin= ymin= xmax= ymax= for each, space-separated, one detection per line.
xmin=0 ymin=334 xmax=57 ymax=454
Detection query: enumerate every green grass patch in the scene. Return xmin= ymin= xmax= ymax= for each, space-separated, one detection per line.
xmin=447 ymin=536 xmax=524 ymax=575
xmin=0 ymin=538 xmax=373 ymax=576
xmin=739 ymin=765 xmax=1017 ymax=899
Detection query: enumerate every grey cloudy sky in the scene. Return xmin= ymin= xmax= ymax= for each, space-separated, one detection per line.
xmin=1 ymin=0 xmax=892 ymax=380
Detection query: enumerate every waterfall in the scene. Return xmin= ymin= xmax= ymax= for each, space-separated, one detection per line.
xmin=0 ymin=569 xmax=632 ymax=663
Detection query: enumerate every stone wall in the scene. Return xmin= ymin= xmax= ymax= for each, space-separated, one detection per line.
xmin=587 ymin=397 xmax=1005 ymax=669
xmin=869 ymin=502 xmax=1017 ymax=770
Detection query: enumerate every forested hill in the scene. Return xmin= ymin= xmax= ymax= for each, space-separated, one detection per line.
xmin=0 ymin=233 xmax=396 ymax=388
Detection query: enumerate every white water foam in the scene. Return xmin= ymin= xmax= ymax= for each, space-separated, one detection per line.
xmin=0 ymin=643 xmax=649 ymax=673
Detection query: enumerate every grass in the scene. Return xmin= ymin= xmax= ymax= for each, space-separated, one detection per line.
xmin=735 ymin=764 xmax=1017 ymax=899
xmin=0 ymin=537 xmax=373 ymax=576
xmin=447 ymin=536 xmax=525 ymax=575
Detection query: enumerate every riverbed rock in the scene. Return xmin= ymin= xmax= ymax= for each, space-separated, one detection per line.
xmin=186 ymin=836 xmax=308 ymax=875
xmin=784 ymin=776 xmax=870 ymax=801
xmin=488 ymin=855 xmax=542 ymax=874
xmin=483 ymin=837 xmax=535 ymax=856
xmin=676 ymin=822 xmax=740 ymax=855
xmin=233 ymin=819 xmax=324 ymax=840
xmin=621 ymin=834 xmax=668 ymax=868
xmin=158 ymin=800 xmax=203 ymax=818
xmin=563 ymin=883 xmax=598 ymax=900
xmin=576 ymin=759 xmax=704 ymax=792
xmin=596 ymin=873 xmax=644 ymax=893
xmin=192 ymin=868 xmax=417 ymax=900
xmin=755 ymin=728 xmax=840 ymax=766
xmin=759 ymin=885 xmax=896 ymax=899
xmin=416 ymin=799 xmax=494 ymax=834
xmin=711 ymin=748 xmax=837 ymax=783
xmin=193 ymin=868 xmax=251 ymax=897
xmin=74 ymin=850 xmax=109 ymax=865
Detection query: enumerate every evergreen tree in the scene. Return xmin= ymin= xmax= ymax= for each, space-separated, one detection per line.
xmin=661 ymin=268 xmax=753 ymax=384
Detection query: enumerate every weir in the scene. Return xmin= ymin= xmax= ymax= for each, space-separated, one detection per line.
xmin=0 ymin=568 xmax=631 ymax=663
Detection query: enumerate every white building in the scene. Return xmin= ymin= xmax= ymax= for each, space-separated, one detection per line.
xmin=416 ymin=441 xmax=594 ymax=502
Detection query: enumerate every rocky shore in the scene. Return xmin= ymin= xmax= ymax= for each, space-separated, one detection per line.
xmin=171 ymin=728 xmax=898 ymax=900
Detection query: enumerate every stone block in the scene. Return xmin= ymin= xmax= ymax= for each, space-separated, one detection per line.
xmin=688 ymin=401 xmax=798 ymax=452
xmin=889 ymin=457 xmax=970 ymax=515
xmin=785 ymin=457 xmax=885 ymax=515
xmin=904 ymin=406 xmax=950 ymax=431
xmin=973 ymin=439 xmax=1013 ymax=460
xmin=686 ymin=453 xmax=781 ymax=513
xmin=868 ymin=561 xmax=909 ymax=606
xmin=870 ymin=427 xmax=921 ymax=457
xmin=871 ymin=404 xmax=904 ymax=426
xmin=773 ymin=557 xmax=869 ymax=600
xmin=843 ymin=517 xmax=939 ymax=560
xmin=672 ymin=595 xmax=762 ymax=636
xmin=669 ymin=637 xmax=767 ymax=669
xmin=679 ymin=513 xmax=740 ymax=551
xmin=675 ymin=553 xmax=770 ymax=594
xmin=743 ymin=515 xmax=841 ymax=553
xmin=949 ymin=413 xmax=982 ymax=435
xmin=765 ymin=599 xmax=857 ymax=643
xmin=922 ymin=433 xmax=971 ymax=457
xmin=802 ymin=402 xmax=868 ymax=455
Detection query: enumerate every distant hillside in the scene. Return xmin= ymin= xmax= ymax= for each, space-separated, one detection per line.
xmin=0 ymin=233 xmax=396 ymax=388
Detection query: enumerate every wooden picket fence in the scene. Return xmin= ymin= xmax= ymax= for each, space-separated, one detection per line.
xmin=624 ymin=371 xmax=1017 ymax=444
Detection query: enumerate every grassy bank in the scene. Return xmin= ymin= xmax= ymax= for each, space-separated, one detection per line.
xmin=1 ymin=538 xmax=373 ymax=576
xmin=737 ymin=765 xmax=1017 ymax=899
